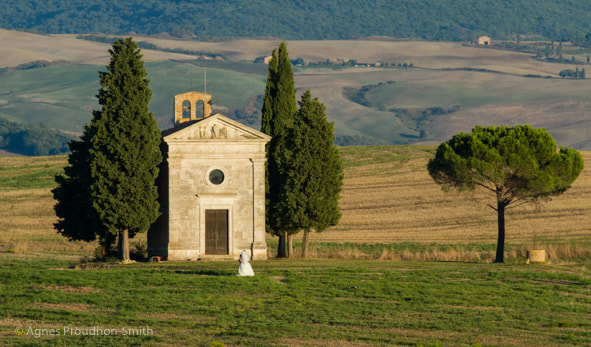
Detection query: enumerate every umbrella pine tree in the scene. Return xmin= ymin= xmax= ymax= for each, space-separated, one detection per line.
xmin=428 ymin=125 xmax=583 ymax=262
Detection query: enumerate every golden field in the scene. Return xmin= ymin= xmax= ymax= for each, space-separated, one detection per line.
xmin=1 ymin=146 xmax=589 ymax=261
xmin=325 ymin=146 xmax=591 ymax=244
xmin=1 ymin=28 xmax=577 ymax=73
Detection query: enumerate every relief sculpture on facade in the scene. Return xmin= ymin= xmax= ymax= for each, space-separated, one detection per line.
xmin=195 ymin=124 xmax=228 ymax=139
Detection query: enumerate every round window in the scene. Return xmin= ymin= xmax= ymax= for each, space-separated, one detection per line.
xmin=209 ymin=169 xmax=225 ymax=185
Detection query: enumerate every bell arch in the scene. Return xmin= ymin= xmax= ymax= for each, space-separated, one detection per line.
xmin=182 ymin=100 xmax=191 ymax=119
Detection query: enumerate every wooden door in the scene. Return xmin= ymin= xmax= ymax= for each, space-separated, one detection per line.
xmin=205 ymin=210 xmax=228 ymax=255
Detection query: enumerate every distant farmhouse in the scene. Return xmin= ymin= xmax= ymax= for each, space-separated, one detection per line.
xmin=254 ymin=56 xmax=273 ymax=64
xmin=478 ymin=36 xmax=491 ymax=46
xmin=148 ymin=91 xmax=270 ymax=261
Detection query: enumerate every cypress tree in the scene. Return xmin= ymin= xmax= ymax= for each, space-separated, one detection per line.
xmin=261 ymin=41 xmax=298 ymax=258
xmin=54 ymin=38 xmax=162 ymax=261
xmin=283 ymin=91 xmax=343 ymax=257
xmin=53 ymin=136 xmax=114 ymax=256
xmin=90 ymin=38 xmax=162 ymax=262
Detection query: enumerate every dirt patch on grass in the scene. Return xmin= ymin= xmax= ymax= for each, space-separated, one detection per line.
xmin=27 ymin=302 xmax=113 ymax=314
xmin=276 ymin=337 xmax=378 ymax=347
xmin=271 ymin=275 xmax=288 ymax=284
xmin=33 ymin=284 xmax=102 ymax=293
xmin=136 ymin=312 xmax=215 ymax=323
xmin=437 ymin=304 xmax=505 ymax=311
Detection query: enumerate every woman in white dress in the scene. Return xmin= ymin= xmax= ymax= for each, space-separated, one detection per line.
xmin=238 ymin=250 xmax=254 ymax=276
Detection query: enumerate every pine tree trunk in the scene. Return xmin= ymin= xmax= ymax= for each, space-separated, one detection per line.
xmin=287 ymin=234 xmax=293 ymax=258
xmin=277 ymin=233 xmax=287 ymax=258
xmin=302 ymin=230 xmax=309 ymax=258
xmin=118 ymin=229 xmax=130 ymax=262
xmin=494 ymin=201 xmax=506 ymax=263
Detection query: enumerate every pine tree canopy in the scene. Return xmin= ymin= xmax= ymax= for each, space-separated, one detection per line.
xmin=428 ymin=125 xmax=583 ymax=203
xmin=427 ymin=124 xmax=583 ymax=262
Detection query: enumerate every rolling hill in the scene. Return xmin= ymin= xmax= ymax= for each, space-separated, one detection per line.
xmin=2 ymin=29 xmax=591 ymax=154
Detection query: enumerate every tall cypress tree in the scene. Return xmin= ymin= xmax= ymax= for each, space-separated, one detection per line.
xmin=90 ymin=38 xmax=162 ymax=262
xmin=261 ymin=41 xmax=298 ymax=258
xmin=283 ymin=91 xmax=343 ymax=257
xmin=53 ymin=38 xmax=162 ymax=261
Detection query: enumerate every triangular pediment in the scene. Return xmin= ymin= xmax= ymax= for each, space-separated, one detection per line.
xmin=163 ymin=114 xmax=270 ymax=142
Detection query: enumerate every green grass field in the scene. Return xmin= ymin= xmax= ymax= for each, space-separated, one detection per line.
xmin=1 ymin=255 xmax=590 ymax=346
xmin=1 ymin=147 xmax=591 ymax=346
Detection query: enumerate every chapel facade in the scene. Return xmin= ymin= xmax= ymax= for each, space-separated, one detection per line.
xmin=147 ymin=91 xmax=270 ymax=261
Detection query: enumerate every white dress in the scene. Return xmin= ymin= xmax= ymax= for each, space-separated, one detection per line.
xmin=238 ymin=250 xmax=255 ymax=276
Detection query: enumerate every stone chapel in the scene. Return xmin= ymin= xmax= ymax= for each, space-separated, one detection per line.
xmin=147 ymin=91 xmax=271 ymax=261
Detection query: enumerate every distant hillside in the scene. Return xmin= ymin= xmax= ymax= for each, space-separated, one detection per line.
xmin=3 ymin=0 xmax=591 ymax=42
xmin=4 ymin=32 xmax=591 ymax=154
xmin=0 ymin=59 xmax=267 ymax=134
xmin=0 ymin=117 xmax=73 ymax=156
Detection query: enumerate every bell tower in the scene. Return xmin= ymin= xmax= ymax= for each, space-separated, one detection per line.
xmin=174 ymin=91 xmax=213 ymax=125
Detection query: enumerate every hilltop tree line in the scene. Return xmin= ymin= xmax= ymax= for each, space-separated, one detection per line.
xmin=559 ymin=68 xmax=586 ymax=79
xmin=0 ymin=117 xmax=73 ymax=156
xmin=3 ymin=0 xmax=591 ymax=42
